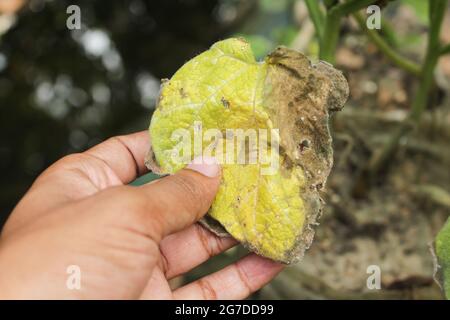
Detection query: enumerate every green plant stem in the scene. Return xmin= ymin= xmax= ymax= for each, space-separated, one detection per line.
xmin=329 ymin=0 xmax=378 ymax=16
xmin=380 ymin=17 xmax=399 ymax=48
xmin=442 ymin=44 xmax=450 ymax=55
xmin=353 ymin=12 xmax=421 ymax=76
xmin=320 ymin=0 xmax=378 ymax=63
xmin=410 ymin=0 xmax=445 ymax=120
xmin=369 ymin=0 xmax=448 ymax=176
xmin=320 ymin=14 xmax=341 ymax=63
xmin=323 ymin=0 xmax=338 ymax=9
xmin=304 ymin=0 xmax=325 ymax=41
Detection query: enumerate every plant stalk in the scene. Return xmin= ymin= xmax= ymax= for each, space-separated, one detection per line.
xmin=368 ymin=0 xmax=448 ymax=176
xmin=353 ymin=12 xmax=421 ymax=76
xmin=441 ymin=44 xmax=450 ymax=55
xmin=304 ymin=0 xmax=325 ymax=41
xmin=320 ymin=0 xmax=378 ymax=63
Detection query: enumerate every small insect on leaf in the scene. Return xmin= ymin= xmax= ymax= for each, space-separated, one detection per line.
xmin=146 ymin=38 xmax=349 ymax=263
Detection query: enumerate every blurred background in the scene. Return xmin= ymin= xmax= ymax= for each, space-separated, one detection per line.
xmin=1 ymin=0 xmax=450 ymax=299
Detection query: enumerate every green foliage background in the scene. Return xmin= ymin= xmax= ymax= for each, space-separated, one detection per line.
xmin=1 ymin=0 xmax=450 ymax=299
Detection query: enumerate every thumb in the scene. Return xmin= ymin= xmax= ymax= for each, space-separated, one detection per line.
xmin=135 ymin=156 xmax=221 ymax=240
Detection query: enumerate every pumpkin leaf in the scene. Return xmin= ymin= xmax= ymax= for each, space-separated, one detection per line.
xmin=147 ymin=38 xmax=348 ymax=263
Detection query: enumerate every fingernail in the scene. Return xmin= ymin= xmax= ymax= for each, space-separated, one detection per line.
xmin=187 ymin=156 xmax=220 ymax=178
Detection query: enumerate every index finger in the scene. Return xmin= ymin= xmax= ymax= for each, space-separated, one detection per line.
xmin=84 ymin=130 xmax=150 ymax=184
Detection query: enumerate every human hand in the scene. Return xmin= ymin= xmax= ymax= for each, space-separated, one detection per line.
xmin=0 ymin=131 xmax=283 ymax=299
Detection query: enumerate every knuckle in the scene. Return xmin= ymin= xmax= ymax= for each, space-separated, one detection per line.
xmin=234 ymin=263 xmax=253 ymax=297
xmin=106 ymin=136 xmax=124 ymax=150
xmin=197 ymin=278 xmax=218 ymax=300
xmin=38 ymin=153 xmax=91 ymax=181
xmin=195 ymin=224 xmax=220 ymax=258
xmin=48 ymin=153 xmax=85 ymax=171
xmin=58 ymin=153 xmax=85 ymax=164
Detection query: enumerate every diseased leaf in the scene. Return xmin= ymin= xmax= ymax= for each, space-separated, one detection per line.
xmin=147 ymin=38 xmax=348 ymax=263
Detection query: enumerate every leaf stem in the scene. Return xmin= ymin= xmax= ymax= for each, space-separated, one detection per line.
xmin=353 ymin=12 xmax=421 ymax=76
xmin=304 ymin=0 xmax=325 ymax=41
xmin=441 ymin=44 xmax=450 ymax=55
xmin=320 ymin=14 xmax=341 ymax=63
xmin=320 ymin=0 xmax=378 ymax=63
xmin=368 ymin=0 xmax=448 ymax=176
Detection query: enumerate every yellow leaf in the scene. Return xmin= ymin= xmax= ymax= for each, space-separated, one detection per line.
xmin=147 ymin=38 xmax=348 ymax=263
